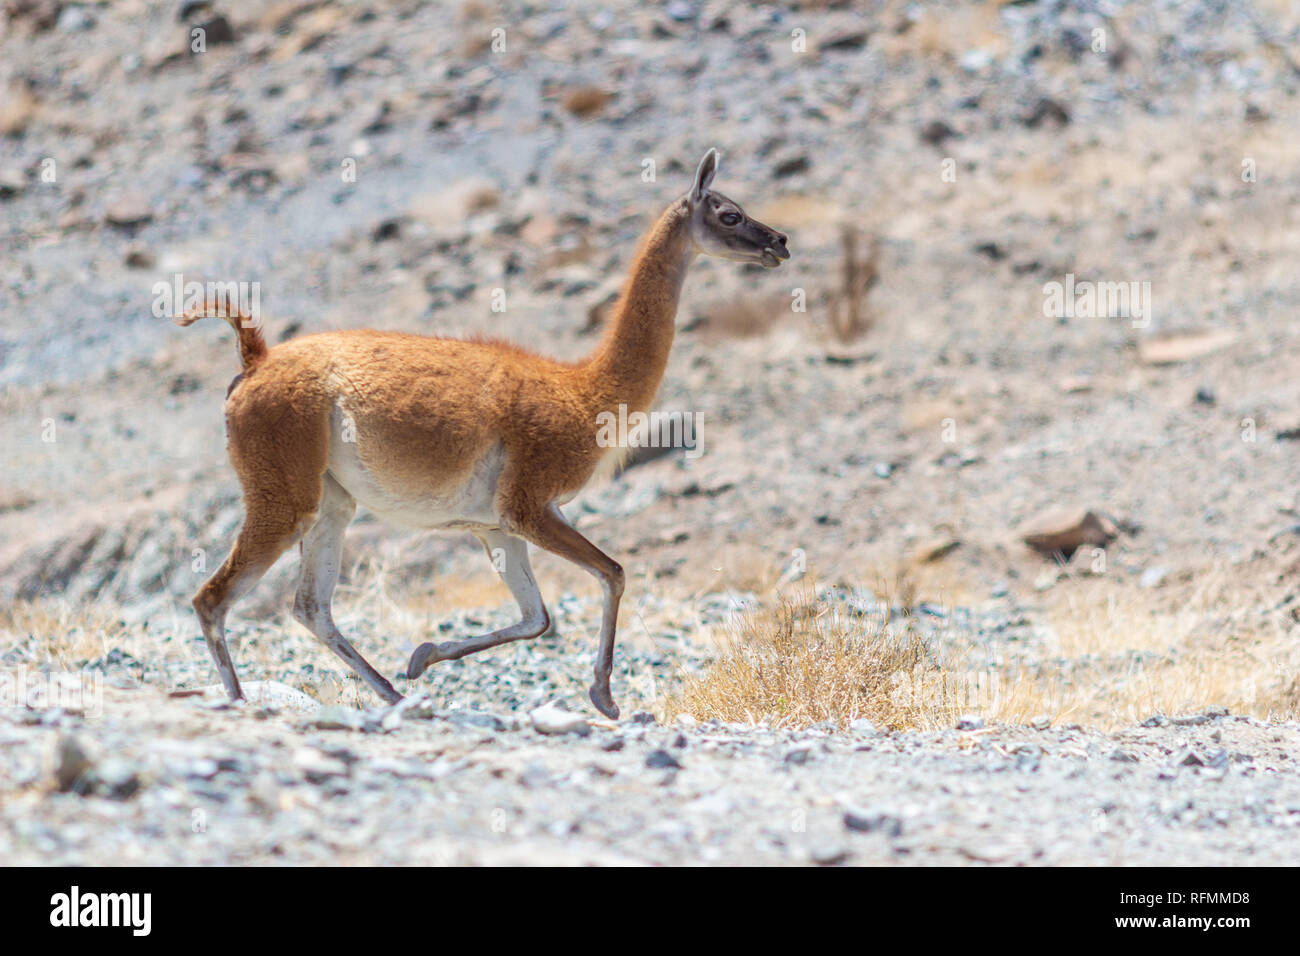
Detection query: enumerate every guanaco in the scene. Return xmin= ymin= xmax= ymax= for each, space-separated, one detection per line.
xmin=178 ymin=149 xmax=790 ymax=717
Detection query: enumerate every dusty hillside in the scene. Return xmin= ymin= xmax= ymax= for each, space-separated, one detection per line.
xmin=0 ymin=0 xmax=1298 ymax=865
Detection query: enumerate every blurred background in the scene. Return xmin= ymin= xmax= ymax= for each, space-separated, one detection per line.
xmin=0 ymin=0 xmax=1297 ymax=722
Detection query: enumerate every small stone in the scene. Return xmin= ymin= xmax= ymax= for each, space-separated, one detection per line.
xmin=1139 ymin=566 xmax=1168 ymax=589
xmin=0 ymin=168 xmax=26 ymax=199
xmin=448 ymin=711 xmax=508 ymax=732
xmin=956 ymin=714 xmax=985 ymax=731
xmin=193 ymin=14 xmax=235 ymax=46
xmin=1018 ymin=506 xmax=1119 ymax=558
xmin=390 ymin=694 xmax=435 ymax=720
xmin=409 ymin=179 xmax=500 ymax=233
xmin=293 ymin=747 xmax=349 ymax=783
xmin=665 ymin=1 xmax=694 ymax=22
xmin=784 ymin=747 xmax=812 ymax=765
xmin=104 ymin=196 xmax=153 ymax=228
xmin=184 ymin=758 xmax=220 ymax=780
xmin=810 ymin=843 xmax=852 ymax=865
xmin=57 ymin=5 xmax=94 ymax=31
xmin=178 ymin=0 xmax=212 ymax=20
xmin=530 ymin=702 xmax=590 ymax=736
xmin=1138 ymin=330 xmax=1236 ymax=365
xmin=772 ymin=154 xmax=811 ymax=178
xmin=919 ymin=119 xmax=956 ymax=146
xmin=371 ymin=218 xmax=403 ymax=242
xmin=55 ymin=736 xmax=93 ymax=792
xmin=913 ymin=536 xmax=959 ymax=563
xmin=1022 ymin=97 xmax=1070 ymax=128
xmin=519 ymin=764 xmax=551 ymax=789
xmin=1110 ymin=749 xmax=1140 ymax=763
xmin=1030 ymin=716 xmax=1051 ymax=731
xmin=630 ymin=711 xmax=657 ymax=725
xmin=849 ymin=718 xmax=877 ymax=735
xmin=92 ymin=759 xmax=141 ymax=800
xmin=124 ymin=245 xmax=155 ymax=269
xmin=844 ymin=811 xmax=903 ymax=838
xmin=819 ymin=30 xmax=868 ymax=52
xmin=645 ymin=749 xmax=683 ymax=770
xmin=308 ymin=706 xmax=361 ymax=731
xmin=1175 ymin=749 xmax=1205 ymax=767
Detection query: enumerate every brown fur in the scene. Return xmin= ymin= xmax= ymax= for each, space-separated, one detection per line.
xmin=175 ymin=296 xmax=266 ymax=369
xmin=187 ymin=199 xmax=694 ymax=559
xmin=178 ymin=150 xmax=789 ymax=713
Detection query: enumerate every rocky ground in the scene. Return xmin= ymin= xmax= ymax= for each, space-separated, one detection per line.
xmin=5 ymin=680 xmax=1299 ymax=866
xmin=1 ymin=0 xmax=1299 ymax=864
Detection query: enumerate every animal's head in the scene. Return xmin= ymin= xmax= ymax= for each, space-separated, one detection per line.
xmin=684 ymin=148 xmax=791 ymax=269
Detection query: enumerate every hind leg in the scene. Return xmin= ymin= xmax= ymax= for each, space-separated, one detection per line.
xmin=194 ymin=503 xmax=314 ymax=701
xmin=195 ymin=374 xmax=333 ymax=701
xmin=406 ymin=531 xmax=549 ymax=679
xmin=292 ymin=474 xmax=402 ymax=704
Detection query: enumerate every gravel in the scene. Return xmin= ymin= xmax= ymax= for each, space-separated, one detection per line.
xmin=4 ymin=687 xmax=1298 ymax=866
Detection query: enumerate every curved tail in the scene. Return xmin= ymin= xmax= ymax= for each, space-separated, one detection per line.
xmin=174 ymin=294 xmax=268 ymax=368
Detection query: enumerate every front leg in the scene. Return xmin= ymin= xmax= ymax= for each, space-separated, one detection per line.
xmin=405 ymin=531 xmax=549 ymax=679
xmin=512 ymin=505 xmax=624 ymax=719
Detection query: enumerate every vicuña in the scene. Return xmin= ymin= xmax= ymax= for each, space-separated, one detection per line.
xmin=177 ymin=149 xmax=790 ymax=717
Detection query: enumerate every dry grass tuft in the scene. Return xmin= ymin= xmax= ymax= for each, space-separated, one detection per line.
xmin=828 ymin=226 xmax=880 ymax=343
xmin=663 ymin=584 xmax=959 ymax=730
xmin=0 ymin=599 xmax=139 ymax=668
xmin=661 ymin=557 xmax=1300 ymax=732
xmin=983 ymin=573 xmax=1300 ymax=728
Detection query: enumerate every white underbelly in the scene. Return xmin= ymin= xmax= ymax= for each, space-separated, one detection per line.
xmin=325 ymin=403 xmax=505 ymax=531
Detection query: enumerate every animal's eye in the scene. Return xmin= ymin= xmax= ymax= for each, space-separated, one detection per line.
xmin=719 ymin=212 xmax=741 ymax=226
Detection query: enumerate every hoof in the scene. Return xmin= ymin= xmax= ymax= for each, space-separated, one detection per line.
xmin=405 ymin=642 xmax=441 ymax=680
xmin=589 ymin=683 xmax=620 ymax=720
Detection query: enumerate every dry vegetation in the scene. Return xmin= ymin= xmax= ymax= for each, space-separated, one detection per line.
xmin=663 ymin=582 xmax=962 ymax=731
xmin=7 ymin=551 xmax=1296 ymax=732
xmin=663 ymin=564 xmax=1300 ymax=732
xmin=828 ymin=226 xmax=880 ymax=344
xmin=995 ymin=573 xmax=1300 ymax=728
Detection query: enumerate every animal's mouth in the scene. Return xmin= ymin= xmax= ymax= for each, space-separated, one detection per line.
xmin=761 ymin=246 xmax=790 ymax=268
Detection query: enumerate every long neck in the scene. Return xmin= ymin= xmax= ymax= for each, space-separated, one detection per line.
xmin=581 ymin=198 xmax=695 ymax=414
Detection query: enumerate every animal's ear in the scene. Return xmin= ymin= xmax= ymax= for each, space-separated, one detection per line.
xmin=691 ymin=148 xmax=719 ymax=203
